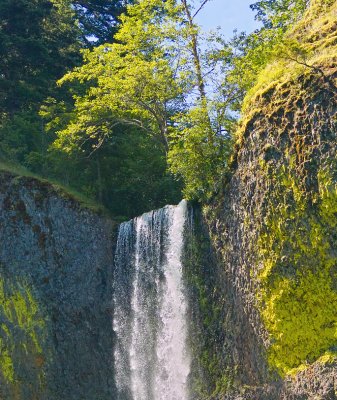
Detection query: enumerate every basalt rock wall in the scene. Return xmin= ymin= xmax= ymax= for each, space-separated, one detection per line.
xmin=201 ymin=1 xmax=337 ymax=398
xmin=205 ymin=66 xmax=337 ymax=400
xmin=0 ymin=172 xmax=115 ymax=400
xmin=1 ymin=2 xmax=337 ymax=400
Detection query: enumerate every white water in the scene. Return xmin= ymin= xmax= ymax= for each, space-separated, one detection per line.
xmin=113 ymin=200 xmax=190 ymax=400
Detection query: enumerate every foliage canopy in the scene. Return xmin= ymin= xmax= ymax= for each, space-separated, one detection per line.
xmin=0 ymin=0 xmax=315 ymax=213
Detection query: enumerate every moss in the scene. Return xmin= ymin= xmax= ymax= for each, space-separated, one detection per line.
xmin=262 ymin=270 xmax=337 ymax=375
xmin=256 ymin=165 xmax=337 ymax=376
xmin=237 ymin=0 xmax=337 ymax=144
xmin=205 ymin=0 xmax=337 ymax=386
xmin=183 ymin=205 xmax=235 ymax=399
xmin=0 ymin=275 xmax=50 ymax=396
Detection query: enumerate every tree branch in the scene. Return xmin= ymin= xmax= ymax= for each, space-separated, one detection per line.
xmin=192 ymin=0 xmax=211 ymax=19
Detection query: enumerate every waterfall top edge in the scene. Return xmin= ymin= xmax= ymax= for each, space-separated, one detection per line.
xmin=119 ymin=199 xmax=187 ymax=226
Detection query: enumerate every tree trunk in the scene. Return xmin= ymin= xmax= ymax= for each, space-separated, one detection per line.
xmin=180 ymin=0 xmax=213 ymax=144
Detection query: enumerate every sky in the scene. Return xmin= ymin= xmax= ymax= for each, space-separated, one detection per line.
xmin=195 ymin=0 xmax=261 ymax=39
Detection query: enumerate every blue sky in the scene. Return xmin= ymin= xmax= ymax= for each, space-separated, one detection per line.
xmin=195 ymin=0 xmax=261 ymax=39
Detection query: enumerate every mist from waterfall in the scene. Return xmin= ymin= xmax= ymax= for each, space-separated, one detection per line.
xmin=113 ymin=200 xmax=190 ymax=400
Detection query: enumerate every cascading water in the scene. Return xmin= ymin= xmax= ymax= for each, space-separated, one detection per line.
xmin=113 ymin=200 xmax=190 ymax=400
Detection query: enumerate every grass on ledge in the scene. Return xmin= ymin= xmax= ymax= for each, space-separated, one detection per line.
xmin=0 ymin=160 xmax=108 ymax=216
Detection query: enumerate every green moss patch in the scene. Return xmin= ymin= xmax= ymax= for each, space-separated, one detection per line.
xmin=183 ymin=206 xmax=235 ymax=399
xmin=257 ymin=165 xmax=337 ymax=376
xmin=0 ymin=275 xmax=50 ymax=397
xmin=237 ymin=0 xmax=337 ymax=144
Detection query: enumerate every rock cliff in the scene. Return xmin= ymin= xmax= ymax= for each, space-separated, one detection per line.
xmin=0 ymin=171 xmax=115 ymax=400
xmin=0 ymin=2 xmax=336 ymax=399
xmin=201 ymin=0 xmax=337 ymax=398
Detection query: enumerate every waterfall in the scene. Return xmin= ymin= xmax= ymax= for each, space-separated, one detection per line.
xmin=113 ymin=200 xmax=190 ymax=400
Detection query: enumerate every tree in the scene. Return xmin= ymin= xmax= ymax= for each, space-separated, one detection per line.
xmin=208 ymin=0 xmax=311 ymax=116
xmin=52 ymin=0 xmax=232 ymax=200
xmin=168 ymin=0 xmax=311 ymax=198
xmin=168 ymin=106 xmax=232 ymax=200
xmin=54 ymin=0 xmax=187 ymax=154
xmin=71 ymin=0 xmax=132 ymax=45
xmin=250 ymin=0 xmax=309 ymax=29
xmin=0 ymin=0 xmax=84 ymax=173
xmin=167 ymin=0 xmax=232 ymax=199
xmin=40 ymin=124 xmax=182 ymax=217
xmin=0 ymin=0 xmax=81 ymax=115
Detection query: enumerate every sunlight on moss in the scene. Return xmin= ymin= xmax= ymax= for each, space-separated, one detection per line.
xmin=257 ymin=166 xmax=337 ymax=376
xmin=261 ymin=270 xmax=337 ymax=375
xmin=238 ymin=0 xmax=337 ymax=141
xmin=237 ymin=2 xmax=337 ymax=376
xmin=0 ymin=276 xmax=48 ymax=394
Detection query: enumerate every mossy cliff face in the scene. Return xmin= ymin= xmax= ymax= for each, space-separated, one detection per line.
xmin=0 ymin=275 xmax=50 ymax=400
xmin=0 ymin=172 xmax=115 ymax=400
xmin=205 ymin=1 xmax=337 ymax=398
xmin=183 ymin=205 xmax=234 ymax=400
xmin=183 ymin=205 xmax=272 ymax=400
